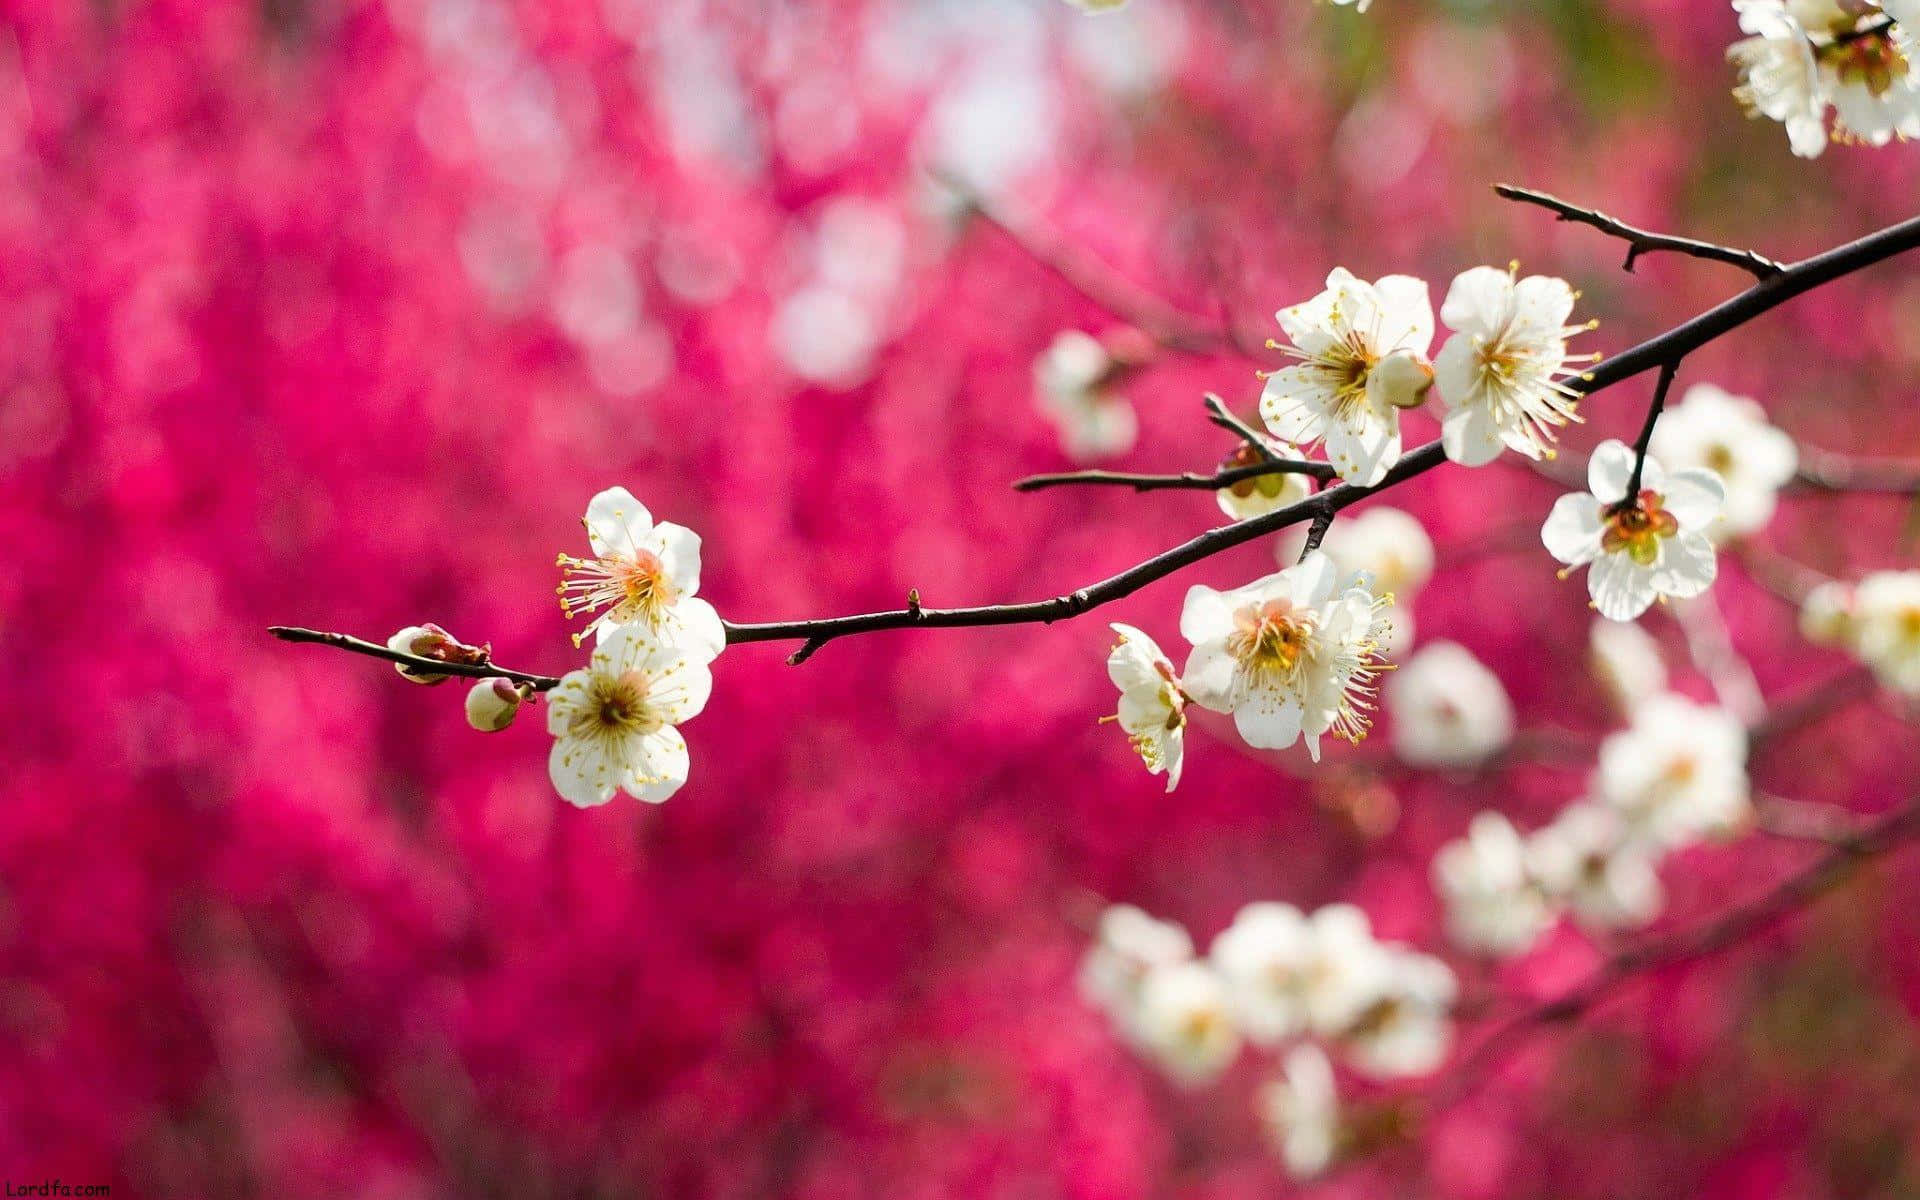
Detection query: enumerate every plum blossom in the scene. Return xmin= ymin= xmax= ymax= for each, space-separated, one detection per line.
xmin=545 ymin=624 xmax=714 ymax=807
xmin=1034 ymin=330 xmax=1139 ymax=463
xmin=386 ymin=623 xmax=473 ymax=684
xmin=1649 ymin=383 xmax=1798 ymax=539
xmin=1527 ymin=803 xmax=1664 ymax=932
xmin=1432 ymin=812 xmax=1553 ymax=956
xmin=1260 ymin=269 xmax=1435 ymax=486
xmin=1311 ymin=506 xmax=1432 ymax=653
xmin=1295 ymin=904 xmax=1400 ymax=1037
xmin=556 ymin=487 xmax=726 ymax=659
xmin=1180 ymin=552 xmax=1394 ymax=760
xmin=1078 ymin=904 xmax=1195 ymax=1045
xmin=1542 ymin=439 xmax=1725 ymax=621
xmin=1210 ymin=902 xmax=1316 ymax=1045
xmin=1589 ymin=617 xmax=1669 ymax=715
xmin=1215 ymin=438 xmax=1315 ymax=522
xmin=1852 ymin=569 xmax=1920 ymax=694
xmin=1728 ymin=0 xmax=1920 ymax=157
xmin=1432 ymin=264 xmax=1593 ymax=465
xmin=1337 ymin=948 xmax=1457 ymax=1079
xmin=1258 ymin=1045 xmax=1341 ymax=1180
xmin=464 ymin=677 xmax=525 ymax=732
xmin=1387 ymin=641 xmax=1515 ymax=768
xmin=1595 ymin=693 xmax=1751 ymax=848
xmin=1133 ymin=960 xmax=1242 ymax=1085
xmin=1106 ymin=623 xmax=1189 ymax=791
xmin=1800 ymin=579 xmax=1858 ymax=645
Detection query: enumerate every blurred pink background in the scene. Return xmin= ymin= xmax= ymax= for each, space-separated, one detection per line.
xmin=5 ymin=0 xmax=1920 ymax=1195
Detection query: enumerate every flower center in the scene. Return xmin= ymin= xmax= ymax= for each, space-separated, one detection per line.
xmin=557 ymin=547 xmax=678 ymax=642
xmin=1817 ymin=26 xmax=1909 ymax=95
xmin=1601 ymin=489 xmax=1681 ymax=566
xmin=1227 ymin=599 xmax=1315 ymax=679
xmin=1179 ymin=1006 xmax=1227 ymax=1048
xmin=575 ymin=669 xmax=664 ymax=740
xmin=1704 ymin=443 xmax=1735 ymax=474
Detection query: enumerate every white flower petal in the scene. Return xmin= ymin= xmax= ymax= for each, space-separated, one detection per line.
xmin=1589 ymin=551 xmax=1659 ymax=621
xmin=1586 ymin=439 xmax=1637 ymax=504
xmin=1541 ymin=493 xmax=1604 ymax=566
xmin=1651 ymin=533 xmax=1718 ymax=599
xmin=583 ymin=486 xmax=655 ymax=558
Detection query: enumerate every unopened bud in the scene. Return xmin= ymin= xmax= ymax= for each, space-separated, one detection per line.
xmin=389 ymin=623 xmax=458 ymax=684
xmin=1798 ymin=581 xmax=1855 ymax=647
xmin=1370 ymin=350 xmax=1435 ymax=410
xmin=465 ymin=677 xmax=524 ymax=731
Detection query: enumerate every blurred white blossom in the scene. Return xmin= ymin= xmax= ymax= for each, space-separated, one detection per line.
xmin=1650 ymin=383 xmax=1798 ymax=539
xmin=1210 ymin=902 xmax=1316 ymax=1045
xmin=1589 ymin=618 xmax=1668 ymax=715
xmin=1034 ymin=330 xmax=1139 ymax=462
xmin=1433 ymin=812 xmax=1552 ymax=956
xmin=1134 ymin=960 xmax=1242 ymax=1085
xmin=1337 ymin=948 xmax=1456 ymax=1079
xmin=1258 ymin=1045 xmax=1341 ymax=1180
xmin=1527 ymin=803 xmax=1664 ymax=931
xmin=1079 ymin=904 xmax=1194 ymax=1045
xmin=1387 ymin=640 xmax=1515 ymax=768
xmin=1853 ymin=569 xmax=1920 ymax=694
xmin=1595 ymin=693 xmax=1750 ymax=848
xmin=1312 ymin=506 xmax=1433 ymax=654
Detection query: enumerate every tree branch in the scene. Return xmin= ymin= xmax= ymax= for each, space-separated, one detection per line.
xmin=1792 ymin=443 xmax=1920 ymax=495
xmin=1011 ymin=460 xmax=1336 ymax=494
xmin=1494 ymin=184 xmax=1785 ymax=280
xmin=1430 ymin=790 xmax=1920 ymax=1111
xmin=1617 ymin=358 xmax=1679 ymax=511
xmin=268 ymin=626 xmax=564 ymax=691
xmin=724 ymin=204 xmax=1920 ymax=661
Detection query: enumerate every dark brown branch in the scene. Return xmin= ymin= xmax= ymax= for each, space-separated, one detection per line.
xmin=268 ymin=626 xmax=564 ymax=692
xmin=1430 ymin=790 xmax=1920 ymax=1110
xmin=720 ymin=206 xmax=1920 ymax=661
xmin=1203 ymin=392 xmax=1278 ymax=458
xmin=1012 ymin=460 xmax=1337 ymax=494
xmin=1495 ymin=184 xmax=1785 ymax=280
xmin=1617 ymin=358 xmax=1679 ymax=509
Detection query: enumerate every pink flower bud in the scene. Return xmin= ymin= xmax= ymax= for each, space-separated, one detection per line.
xmin=465 ymin=677 xmax=523 ymax=732
xmin=388 ymin=623 xmax=458 ymax=684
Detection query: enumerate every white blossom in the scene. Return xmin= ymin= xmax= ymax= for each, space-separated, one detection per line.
xmin=1035 ymin=331 xmax=1139 ymax=463
xmin=1107 ymin=623 xmax=1189 ymax=791
xmin=1542 ymin=439 xmax=1725 ymax=621
xmin=1595 ymin=693 xmax=1750 ymax=848
xmin=1588 ymin=617 xmax=1669 ymax=715
xmin=1387 ymin=641 xmax=1515 ymax=768
xmin=1852 ymin=569 xmax=1920 ymax=694
xmin=465 ymin=677 xmax=524 ymax=732
xmin=1134 ymin=960 xmax=1242 ymax=1085
xmin=1433 ymin=812 xmax=1553 ymax=956
xmin=1729 ymin=0 xmax=1920 ymax=158
xmin=1337 ymin=948 xmax=1457 ymax=1079
xmin=1260 ymin=269 xmax=1435 ymax=486
xmin=1313 ymin=506 xmax=1433 ymax=654
xmin=1258 ymin=1045 xmax=1341 ymax=1181
xmin=1078 ymin=904 xmax=1194 ymax=1045
xmin=1432 ymin=265 xmax=1592 ymax=466
xmin=545 ymin=624 xmax=713 ymax=807
xmin=1649 ymin=383 xmax=1798 ymax=539
xmin=1216 ymin=438 xmax=1315 ymax=522
xmin=1296 ymin=904 xmax=1398 ymax=1038
xmin=1210 ymin=902 xmax=1315 ymax=1045
xmin=1799 ymin=579 xmax=1857 ymax=646
xmin=1062 ymin=0 xmax=1130 ymax=10
xmin=557 ymin=487 xmax=726 ymax=659
xmin=1527 ymin=803 xmax=1664 ymax=932
xmin=1180 ymin=552 xmax=1393 ymax=760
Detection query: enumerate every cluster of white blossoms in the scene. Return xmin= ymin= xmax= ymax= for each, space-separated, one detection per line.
xmin=1800 ymin=569 xmax=1920 ymax=693
xmin=1728 ymin=0 xmax=1920 ymax=158
xmin=1081 ymin=900 xmax=1455 ymax=1178
xmin=1033 ymin=330 xmax=1140 ymax=463
xmin=1434 ymin=633 xmax=1751 ymax=957
xmin=1543 ymin=439 xmax=1727 ymax=621
xmin=1104 ymin=552 xmax=1394 ymax=787
xmin=1261 ymin=265 xmax=1593 ymax=486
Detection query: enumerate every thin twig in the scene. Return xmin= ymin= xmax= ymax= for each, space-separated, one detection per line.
xmin=1494 ymin=184 xmax=1785 ymax=280
xmin=1617 ymin=359 xmax=1680 ymax=510
xmin=1203 ymin=393 xmax=1279 ymax=459
xmin=1429 ymin=790 xmax=1920 ymax=1110
xmin=1012 ymin=460 xmax=1337 ymax=494
xmin=268 ymin=626 xmax=565 ymax=691
xmin=1734 ymin=542 xmax=1836 ymax=607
